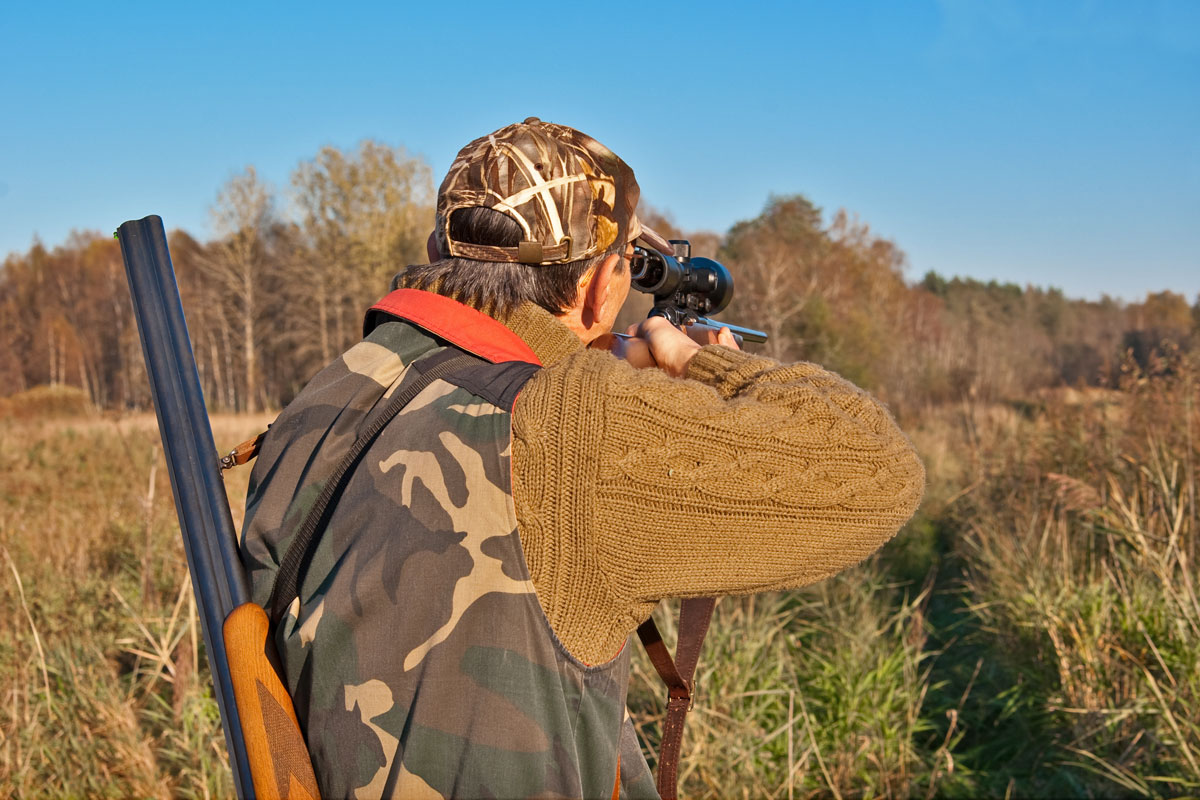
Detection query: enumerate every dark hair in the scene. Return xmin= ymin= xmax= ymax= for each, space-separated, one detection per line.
xmin=393 ymin=207 xmax=620 ymax=317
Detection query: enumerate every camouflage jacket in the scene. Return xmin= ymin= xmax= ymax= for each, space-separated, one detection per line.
xmin=241 ymin=289 xmax=656 ymax=799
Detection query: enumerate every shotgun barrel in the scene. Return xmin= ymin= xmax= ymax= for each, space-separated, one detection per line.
xmin=117 ymin=215 xmax=255 ymax=797
xmin=118 ymin=216 xmax=320 ymax=800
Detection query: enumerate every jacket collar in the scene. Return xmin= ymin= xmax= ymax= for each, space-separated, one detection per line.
xmin=367 ymin=289 xmax=542 ymax=365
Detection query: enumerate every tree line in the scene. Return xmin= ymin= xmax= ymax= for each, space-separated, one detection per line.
xmin=1 ymin=141 xmax=432 ymax=414
xmin=2 ymin=140 xmax=1198 ymax=420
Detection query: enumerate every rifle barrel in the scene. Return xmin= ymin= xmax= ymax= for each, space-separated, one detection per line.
xmin=693 ymin=317 xmax=768 ymax=344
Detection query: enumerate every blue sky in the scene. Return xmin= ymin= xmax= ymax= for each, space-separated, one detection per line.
xmin=2 ymin=0 xmax=1197 ymax=302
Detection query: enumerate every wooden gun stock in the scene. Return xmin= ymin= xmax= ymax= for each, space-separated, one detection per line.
xmin=224 ymin=603 xmax=320 ymax=800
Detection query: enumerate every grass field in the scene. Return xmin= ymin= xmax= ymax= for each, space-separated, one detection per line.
xmin=0 ymin=406 xmax=269 ymax=798
xmin=2 ymin=357 xmax=1198 ymax=797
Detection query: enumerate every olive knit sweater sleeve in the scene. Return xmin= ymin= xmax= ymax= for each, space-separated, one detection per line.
xmin=509 ymin=312 xmax=926 ymax=665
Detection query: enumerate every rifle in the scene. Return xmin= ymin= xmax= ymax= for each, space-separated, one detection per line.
xmin=116 ymin=215 xmax=319 ymax=800
xmin=630 ymin=239 xmax=768 ymax=345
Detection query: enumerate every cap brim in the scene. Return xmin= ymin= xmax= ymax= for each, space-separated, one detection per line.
xmin=635 ymin=223 xmax=674 ymax=254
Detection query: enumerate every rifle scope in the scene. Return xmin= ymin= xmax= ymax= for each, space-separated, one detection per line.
xmin=630 ymin=240 xmax=734 ymax=321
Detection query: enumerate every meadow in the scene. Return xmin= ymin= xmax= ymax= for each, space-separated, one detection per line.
xmin=2 ymin=348 xmax=1198 ymax=798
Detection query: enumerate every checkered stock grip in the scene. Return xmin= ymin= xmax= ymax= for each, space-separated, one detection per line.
xmin=223 ymin=603 xmax=321 ymax=800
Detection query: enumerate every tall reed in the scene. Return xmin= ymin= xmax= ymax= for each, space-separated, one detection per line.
xmin=628 ymin=571 xmax=954 ymax=799
xmin=955 ymin=350 xmax=1200 ymax=796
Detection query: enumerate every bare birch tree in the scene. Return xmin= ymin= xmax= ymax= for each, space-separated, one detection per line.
xmin=203 ymin=167 xmax=274 ymax=413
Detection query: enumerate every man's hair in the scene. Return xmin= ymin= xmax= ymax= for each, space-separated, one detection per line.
xmin=394 ymin=207 xmax=620 ymax=317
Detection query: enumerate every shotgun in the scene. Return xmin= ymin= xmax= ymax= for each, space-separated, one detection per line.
xmin=116 ymin=215 xmax=319 ymax=800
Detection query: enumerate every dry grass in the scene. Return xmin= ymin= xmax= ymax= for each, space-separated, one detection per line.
xmin=0 ymin=408 xmax=269 ymax=798
xmin=3 ymin=353 xmax=1198 ymax=798
xmin=941 ymin=351 xmax=1200 ymax=797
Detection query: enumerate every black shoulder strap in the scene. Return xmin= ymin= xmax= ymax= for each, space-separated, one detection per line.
xmin=266 ymin=351 xmax=482 ymax=625
xmin=637 ymin=597 xmax=718 ymax=800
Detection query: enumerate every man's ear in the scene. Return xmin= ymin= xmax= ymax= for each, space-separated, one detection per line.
xmin=426 ymin=231 xmax=440 ymax=264
xmin=581 ymin=253 xmax=621 ymax=328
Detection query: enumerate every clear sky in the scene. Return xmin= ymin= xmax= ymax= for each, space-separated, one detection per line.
xmin=2 ymin=0 xmax=1197 ymax=302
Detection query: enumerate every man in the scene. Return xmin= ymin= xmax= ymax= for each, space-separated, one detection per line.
xmin=241 ymin=117 xmax=924 ymax=799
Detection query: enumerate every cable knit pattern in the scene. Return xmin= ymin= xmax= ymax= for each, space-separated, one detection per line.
xmin=393 ymin=279 xmax=925 ymax=664
xmin=506 ymin=309 xmax=925 ymax=664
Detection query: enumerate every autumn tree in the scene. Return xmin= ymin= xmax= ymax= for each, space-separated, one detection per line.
xmin=718 ymin=197 xmax=921 ymax=405
xmin=1124 ymin=290 xmax=1194 ymax=369
xmin=719 ymin=195 xmax=830 ymax=361
xmin=290 ymin=141 xmax=433 ymax=365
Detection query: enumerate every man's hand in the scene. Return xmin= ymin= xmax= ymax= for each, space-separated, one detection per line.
xmin=593 ymin=320 xmax=740 ymax=376
xmin=619 ymin=318 xmax=739 ymax=377
xmin=591 ymin=331 xmax=657 ymax=369
xmin=690 ymin=324 xmax=741 ymax=349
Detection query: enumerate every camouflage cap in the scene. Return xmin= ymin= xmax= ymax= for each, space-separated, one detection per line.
xmin=436 ymin=117 xmax=671 ymax=265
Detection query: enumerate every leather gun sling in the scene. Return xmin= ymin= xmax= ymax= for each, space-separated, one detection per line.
xmin=267 ymin=351 xmax=481 ymax=625
xmin=637 ymin=597 xmax=717 ymax=800
xmin=220 ymin=430 xmax=267 ymax=472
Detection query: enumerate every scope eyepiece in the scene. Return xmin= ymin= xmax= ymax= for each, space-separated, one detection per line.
xmin=629 ymin=247 xmax=680 ymax=296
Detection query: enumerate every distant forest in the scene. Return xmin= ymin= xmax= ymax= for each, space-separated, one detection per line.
xmin=2 ymin=140 xmax=1197 ymax=421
